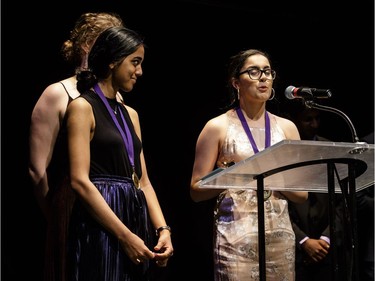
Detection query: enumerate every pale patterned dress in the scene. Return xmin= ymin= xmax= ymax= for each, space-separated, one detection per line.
xmin=214 ymin=109 xmax=295 ymax=281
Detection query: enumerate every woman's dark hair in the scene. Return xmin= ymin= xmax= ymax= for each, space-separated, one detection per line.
xmin=224 ymin=49 xmax=271 ymax=109
xmin=77 ymin=26 xmax=144 ymax=93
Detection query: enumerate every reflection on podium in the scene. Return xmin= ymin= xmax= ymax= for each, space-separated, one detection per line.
xmin=198 ymin=140 xmax=374 ymax=281
xmin=199 ymin=140 xmax=373 ymax=192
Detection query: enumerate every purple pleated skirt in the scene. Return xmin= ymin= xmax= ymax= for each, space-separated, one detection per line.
xmin=67 ymin=175 xmax=154 ymax=281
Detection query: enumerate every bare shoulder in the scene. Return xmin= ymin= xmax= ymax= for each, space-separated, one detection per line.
xmin=42 ymin=76 xmax=78 ymax=101
xmin=66 ymin=97 xmax=94 ymax=132
xmin=68 ymin=96 xmax=92 ymax=113
xmin=205 ymin=113 xmax=227 ymax=129
xmin=32 ymin=80 xmax=72 ymax=119
xmin=273 ymin=114 xmax=296 ymax=128
xmin=38 ymin=82 xmax=67 ymax=103
xmin=123 ymin=104 xmax=141 ymax=129
xmin=123 ymin=104 xmax=142 ymax=136
xmin=123 ymin=104 xmax=139 ymax=120
xmin=271 ymin=113 xmax=300 ymax=139
xmin=200 ymin=112 xmax=228 ymax=138
xmin=60 ymin=77 xmax=80 ymax=99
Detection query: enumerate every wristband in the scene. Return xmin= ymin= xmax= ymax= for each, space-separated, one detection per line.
xmin=156 ymin=225 xmax=171 ymax=236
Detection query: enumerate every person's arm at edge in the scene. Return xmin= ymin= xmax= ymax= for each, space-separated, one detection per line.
xmin=28 ymin=83 xmax=69 ymax=220
xmin=190 ymin=116 xmax=226 ymax=202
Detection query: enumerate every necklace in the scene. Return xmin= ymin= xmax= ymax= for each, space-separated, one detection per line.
xmin=235 ymin=107 xmax=272 ymax=200
xmin=107 ymin=98 xmax=118 ymax=114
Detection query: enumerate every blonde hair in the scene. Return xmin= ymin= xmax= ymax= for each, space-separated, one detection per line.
xmin=61 ymin=12 xmax=123 ymax=66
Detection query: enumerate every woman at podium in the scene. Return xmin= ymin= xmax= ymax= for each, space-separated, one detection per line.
xmin=190 ymin=49 xmax=308 ymax=280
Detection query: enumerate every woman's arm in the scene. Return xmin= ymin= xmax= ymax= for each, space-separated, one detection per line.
xmin=126 ymin=105 xmax=173 ymax=266
xmin=190 ymin=116 xmax=227 ymax=202
xmin=29 ymin=82 xmax=69 ymax=220
xmin=67 ymin=98 xmax=155 ymax=264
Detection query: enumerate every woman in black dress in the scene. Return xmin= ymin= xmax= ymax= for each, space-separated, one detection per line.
xmin=66 ymin=26 xmax=173 ymax=281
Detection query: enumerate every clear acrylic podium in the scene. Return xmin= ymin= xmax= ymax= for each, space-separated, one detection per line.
xmin=198 ymin=140 xmax=374 ymax=281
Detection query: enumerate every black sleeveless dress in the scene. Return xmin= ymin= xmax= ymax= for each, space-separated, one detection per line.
xmin=67 ymin=90 xmax=154 ymax=281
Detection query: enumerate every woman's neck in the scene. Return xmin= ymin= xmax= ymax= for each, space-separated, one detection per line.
xmin=239 ymin=103 xmax=266 ymax=121
xmin=97 ymin=81 xmax=117 ymax=99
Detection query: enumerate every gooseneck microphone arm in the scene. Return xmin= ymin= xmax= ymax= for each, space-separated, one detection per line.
xmin=304 ymin=100 xmax=361 ymax=143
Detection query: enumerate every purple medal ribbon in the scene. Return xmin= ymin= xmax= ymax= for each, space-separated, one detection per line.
xmin=93 ymin=84 xmax=135 ymax=168
xmin=235 ymin=107 xmax=271 ymax=153
xmin=236 ymin=107 xmax=272 ymax=200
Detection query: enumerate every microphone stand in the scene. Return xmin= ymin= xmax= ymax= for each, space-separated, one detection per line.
xmin=304 ymin=100 xmax=361 ymax=143
xmin=303 ymin=99 xmax=361 ymax=281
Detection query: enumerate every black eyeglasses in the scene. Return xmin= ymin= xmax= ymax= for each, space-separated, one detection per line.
xmin=238 ymin=68 xmax=276 ymax=80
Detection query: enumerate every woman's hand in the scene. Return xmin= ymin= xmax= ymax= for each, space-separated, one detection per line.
xmin=153 ymin=231 xmax=174 ymax=267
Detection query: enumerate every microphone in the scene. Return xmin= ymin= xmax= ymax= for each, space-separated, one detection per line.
xmin=285 ymin=85 xmax=332 ymax=100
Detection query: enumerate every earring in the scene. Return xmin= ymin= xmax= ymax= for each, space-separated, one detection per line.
xmin=237 ymin=88 xmax=240 ymax=100
xmin=269 ymin=88 xmax=275 ymax=100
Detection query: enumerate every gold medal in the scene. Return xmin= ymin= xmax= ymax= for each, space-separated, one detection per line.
xmin=264 ymin=190 xmax=272 ymax=201
xmin=132 ymin=170 xmax=140 ymax=189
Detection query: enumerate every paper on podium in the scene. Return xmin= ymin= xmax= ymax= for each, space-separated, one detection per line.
xmin=198 ymin=140 xmax=374 ymax=193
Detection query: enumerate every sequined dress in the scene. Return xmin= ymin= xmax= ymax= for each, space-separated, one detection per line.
xmin=214 ymin=109 xmax=295 ymax=281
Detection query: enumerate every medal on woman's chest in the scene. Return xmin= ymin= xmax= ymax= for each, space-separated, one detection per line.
xmin=132 ymin=168 xmax=140 ymax=189
xmin=263 ymin=190 xmax=272 ymax=201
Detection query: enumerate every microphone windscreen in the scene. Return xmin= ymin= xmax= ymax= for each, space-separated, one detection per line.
xmin=284 ymin=86 xmax=296 ymax=99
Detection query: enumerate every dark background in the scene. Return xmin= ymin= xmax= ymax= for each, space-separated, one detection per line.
xmin=2 ymin=0 xmax=374 ymax=280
